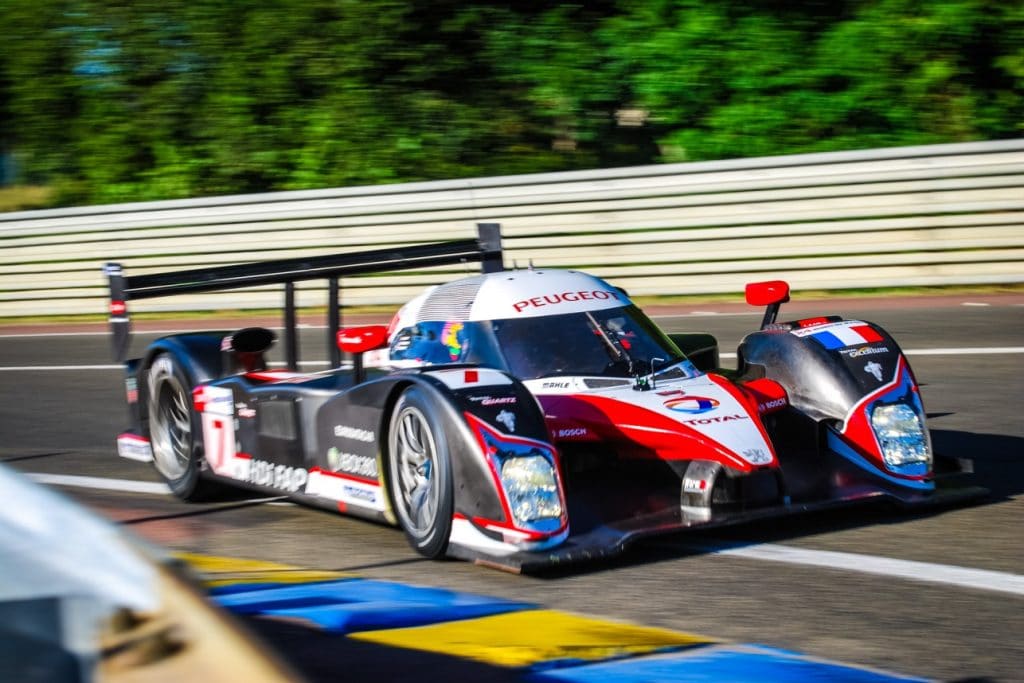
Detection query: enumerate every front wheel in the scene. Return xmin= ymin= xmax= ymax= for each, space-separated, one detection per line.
xmin=387 ymin=387 xmax=453 ymax=559
xmin=146 ymin=353 xmax=217 ymax=501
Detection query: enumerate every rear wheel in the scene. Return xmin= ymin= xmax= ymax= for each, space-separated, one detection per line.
xmin=146 ymin=353 xmax=216 ymax=501
xmin=387 ymin=387 xmax=453 ymax=558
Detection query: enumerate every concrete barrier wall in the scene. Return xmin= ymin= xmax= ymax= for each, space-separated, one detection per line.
xmin=2 ymin=139 xmax=1022 ymax=316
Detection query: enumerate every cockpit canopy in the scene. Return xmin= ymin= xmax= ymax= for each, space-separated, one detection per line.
xmin=387 ymin=268 xmax=701 ymax=381
xmin=390 ymin=305 xmax=698 ymax=381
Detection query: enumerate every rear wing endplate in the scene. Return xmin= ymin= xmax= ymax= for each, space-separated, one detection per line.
xmin=105 ymin=223 xmax=504 ymax=367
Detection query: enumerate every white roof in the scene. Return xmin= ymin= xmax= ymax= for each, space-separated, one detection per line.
xmin=468 ymin=269 xmax=630 ymax=320
xmin=392 ymin=270 xmax=632 ymax=332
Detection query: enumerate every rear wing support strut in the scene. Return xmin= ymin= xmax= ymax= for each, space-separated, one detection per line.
xmin=105 ymin=223 xmax=504 ymax=367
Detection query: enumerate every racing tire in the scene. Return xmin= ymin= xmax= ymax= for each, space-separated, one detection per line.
xmin=145 ymin=353 xmax=218 ymax=502
xmin=387 ymin=386 xmax=454 ymax=559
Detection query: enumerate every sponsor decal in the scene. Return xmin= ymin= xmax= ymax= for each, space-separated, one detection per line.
xmin=797 ymin=323 xmax=883 ymax=350
xmin=110 ymin=300 xmax=127 ymax=316
xmin=235 ymin=402 xmax=256 ymax=419
xmin=864 ymin=361 xmax=884 ymax=382
xmin=431 ymin=368 xmax=513 ymax=390
xmin=327 ymin=447 xmax=378 ymax=478
xmin=442 ymin=322 xmax=464 ymax=361
xmin=556 ymin=427 xmax=589 ymax=438
xmin=469 ymin=395 xmax=517 ymax=406
xmin=512 ymin=289 xmax=622 ymax=314
xmin=742 ymin=448 xmax=772 ymax=465
xmin=682 ymin=413 xmax=748 ymax=426
xmin=841 ymin=345 xmax=891 ymax=358
xmin=193 ymin=384 xmax=234 ymax=416
xmin=664 ymin=395 xmax=720 ymax=414
xmin=125 ymin=377 xmax=138 ymax=404
xmin=343 ymin=483 xmax=378 ymax=504
xmin=496 ymin=409 xmax=516 ymax=432
xmin=116 ymin=434 xmax=152 ymax=462
xmin=247 ymin=460 xmax=308 ymax=492
xmin=759 ymin=397 xmax=787 ymax=412
xmin=306 ymin=470 xmax=383 ymax=510
xmin=333 ymin=425 xmax=375 ymax=443
xmin=542 ymin=381 xmax=573 ymax=389
xmin=683 ymin=477 xmax=707 ymax=493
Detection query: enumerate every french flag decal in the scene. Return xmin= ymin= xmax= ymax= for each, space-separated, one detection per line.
xmin=806 ymin=323 xmax=883 ymax=349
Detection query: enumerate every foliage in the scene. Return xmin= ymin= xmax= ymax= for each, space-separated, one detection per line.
xmin=0 ymin=0 xmax=1020 ymax=206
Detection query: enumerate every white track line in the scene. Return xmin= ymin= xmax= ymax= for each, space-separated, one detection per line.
xmin=0 ymin=361 xmax=333 ymax=371
xmin=26 ymin=473 xmax=294 ymax=506
xmin=1 ymin=347 xmax=1022 ymax=371
xmin=27 ymin=472 xmax=170 ymax=495
xmin=898 ymin=347 xmax=1024 ymax=355
xmin=29 ymin=472 xmax=1024 ymax=596
xmin=0 ymin=325 xmax=314 ymax=339
xmin=687 ymin=542 xmax=1024 ymax=597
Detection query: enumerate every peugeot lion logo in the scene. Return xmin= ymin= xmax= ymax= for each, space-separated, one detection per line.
xmin=864 ymin=361 xmax=884 ymax=382
xmin=496 ymin=409 xmax=516 ymax=432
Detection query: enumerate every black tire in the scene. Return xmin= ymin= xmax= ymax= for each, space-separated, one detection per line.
xmin=387 ymin=386 xmax=454 ymax=559
xmin=145 ymin=353 xmax=217 ymax=501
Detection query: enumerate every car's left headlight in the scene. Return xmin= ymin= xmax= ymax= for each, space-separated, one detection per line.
xmin=500 ymin=454 xmax=562 ymax=525
xmin=870 ymin=403 xmax=931 ymax=475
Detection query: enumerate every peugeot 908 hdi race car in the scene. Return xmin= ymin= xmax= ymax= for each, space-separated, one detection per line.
xmin=108 ymin=224 xmax=980 ymax=570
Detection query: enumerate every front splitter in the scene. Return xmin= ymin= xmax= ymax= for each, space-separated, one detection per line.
xmin=446 ymin=480 xmax=988 ymax=573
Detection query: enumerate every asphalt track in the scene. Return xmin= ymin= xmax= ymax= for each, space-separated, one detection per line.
xmin=1 ymin=293 xmax=1022 ymax=681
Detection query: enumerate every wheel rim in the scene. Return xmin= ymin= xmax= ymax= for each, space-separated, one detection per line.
xmin=392 ymin=405 xmax=440 ymax=535
xmin=151 ymin=371 xmax=191 ymax=480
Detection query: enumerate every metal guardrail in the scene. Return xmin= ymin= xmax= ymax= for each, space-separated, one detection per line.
xmin=1 ymin=139 xmax=1022 ymax=317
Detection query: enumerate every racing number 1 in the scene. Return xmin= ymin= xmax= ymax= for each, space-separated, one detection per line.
xmin=202 ymin=413 xmax=236 ymax=475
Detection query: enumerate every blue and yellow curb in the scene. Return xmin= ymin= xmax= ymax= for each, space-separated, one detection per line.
xmin=177 ymin=553 xmax=927 ymax=682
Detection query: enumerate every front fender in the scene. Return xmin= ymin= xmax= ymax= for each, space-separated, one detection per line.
xmin=315 ymin=365 xmax=563 ymax=540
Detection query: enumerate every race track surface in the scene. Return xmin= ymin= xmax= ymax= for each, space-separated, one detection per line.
xmin=1 ymin=294 xmax=1021 ymax=681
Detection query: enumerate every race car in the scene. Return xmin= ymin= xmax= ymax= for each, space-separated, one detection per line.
xmin=107 ymin=224 xmax=982 ymax=571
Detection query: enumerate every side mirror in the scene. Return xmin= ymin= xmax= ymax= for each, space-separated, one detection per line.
xmin=745 ymin=280 xmax=790 ymax=307
xmin=745 ymin=281 xmax=791 ymax=329
xmin=337 ymin=325 xmax=389 ymax=383
xmin=337 ymin=325 xmax=389 ymax=354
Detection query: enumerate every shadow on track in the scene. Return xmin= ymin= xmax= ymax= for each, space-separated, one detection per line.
xmin=526 ymin=428 xmax=1022 ymax=580
xmin=931 ymin=429 xmax=1024 ymax=501
xmin=0 ymin=451 xmax=70 ymax=463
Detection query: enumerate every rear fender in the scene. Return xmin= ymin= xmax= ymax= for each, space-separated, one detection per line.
xmin=136 ymin=333 xmax=227 ymax=435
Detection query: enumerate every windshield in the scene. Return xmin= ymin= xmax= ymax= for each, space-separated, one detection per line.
xmin=491 ymin=305 xmax=686 ymax=380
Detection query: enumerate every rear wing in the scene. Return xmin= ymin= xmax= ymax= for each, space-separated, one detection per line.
xmin=105 ymin=223 xmax=504 ymax=368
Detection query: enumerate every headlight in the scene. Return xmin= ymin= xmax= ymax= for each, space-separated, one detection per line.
xmin=500 ymin=455 xmax=562 ymax=525
xmin=870 ymin=403 xmax=931 ymax=474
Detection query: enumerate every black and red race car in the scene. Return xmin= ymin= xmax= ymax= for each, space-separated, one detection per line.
xmin=107 ymin=224 xmax=982 ymax=571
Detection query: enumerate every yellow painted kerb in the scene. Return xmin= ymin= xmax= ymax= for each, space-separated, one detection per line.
xmin=350 ymin=609 xmax=713 ymax=668
xmin=175 ymin=552 xmax=351 ymax=588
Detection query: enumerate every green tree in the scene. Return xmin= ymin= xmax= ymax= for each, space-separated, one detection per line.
xmin=1 ymin=0 xmax=1021 ymax=206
